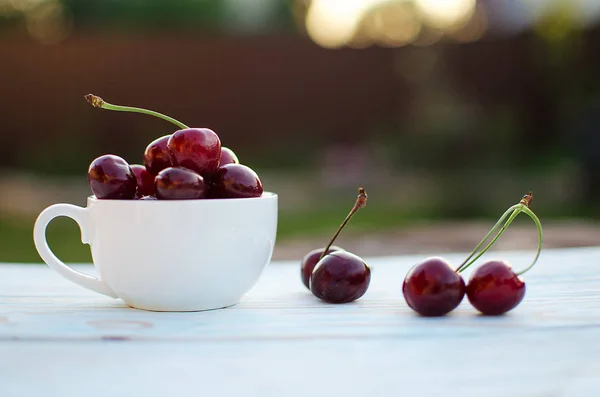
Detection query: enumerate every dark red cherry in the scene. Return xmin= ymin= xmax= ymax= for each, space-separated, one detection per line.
xmin=300 ymin=246 xmax=343 ymax=289
xmin=135 ymin=195 xmax=158 ymax=200
xmin=466 ymin=260 xmax=526 ymax=315
xmin=143 ymin=135 xmax=172 ymax=175
xmin=131 ymin=164 xmax=156 ymax=197
xmin=155 ymin=167 xmax=206 ymax=200
xmin=310 ymin=251 xmax=371 ymax=303
xmin=168 ymin=128 xmax=221 ymax=176
xmin=402 ymin=257 xmax=465 ymax=316
xmin=220 ymin=147 xmax=239 ymax=166
xmin=88 ymin=154 xmax=137 ymax=200
xmin=211 ymin=164 xmax=263 ymax=199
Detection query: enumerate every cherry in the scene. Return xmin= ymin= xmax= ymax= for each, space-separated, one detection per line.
xmin=220 ymin=147 xmax=239 ymax=166
xmin=310 ymin=251 xmax=371 ymax=303
xmin=211 ymin=164 xmax=263 ymax=199
xmin=88 ymin=154 xmax=137 ymax=200
xmin=155 ymin=167 xmax=206 ymax=200
xmin=143 ymin=135 xmax=172 ymax=175
xmin=130 ymin=164 xmax=156 ymax=197
xmin=305 ymin=188 xmax=370 ymax=303
xmin=466 ymin=260 xmax=525 ymax=315
xmin=402 ymin=257 xmax=465 ymax=316
xmin=168 ymin=128 xmax=221 ymax=177
xmin=300 ymin=246 xmax=343 ymax=289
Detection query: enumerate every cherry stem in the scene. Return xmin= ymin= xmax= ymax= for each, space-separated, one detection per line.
xmin=456 ymin=205 xmax=522 ymax=273
xmin=455 ymin=205 xmax=516 ymax=273
xmin=456 ymin=192 xmax=543 ymax=274
xmin=318 ymin=188 xmax=368 ymax=262
xmin=515 ymin=206 xmax=543 ymax=276
xmin=84 ymin=94 xmax=189 ymax=130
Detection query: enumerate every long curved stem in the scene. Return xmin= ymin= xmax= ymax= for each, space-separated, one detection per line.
xmin=515 ymin=206 xmax=543 ymax=276
xmin=84 ymin=94 xmax=189 ymax=130
xmin=318 ymin=188 xmax=368 ymax=262
xmin=455 ymin=205 xmax=518 ymax=273
xmin=457 ymin=205 xmax=523 ymax=273
xmin=455 ymin=192 xmax=543 ymax=275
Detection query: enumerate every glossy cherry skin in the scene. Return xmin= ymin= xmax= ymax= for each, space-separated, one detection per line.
xmin=310 ymin=251 xmax=371 ymax=303
xmin=88 ymin=154 xmax=137 ymax=200
xmin=402 ymin=257 xmax=465 ymax=316
xmin=300 ymin=246 xmax=343 ymax=289
xmin=155 ymin=167 xmax=206 ymax=200
xmin=168 ymin=128 xmax=221 ymax=176
xmin=143 ymin=135 xmax=172 ymax=175
xmin=211 ymin=164 xmax=263 ymax=198
xmin=131 ymin=164 xmax=156 ymax=197
xmin=220 ymin=147 xmax=239 ymax=166
xmin=466 ymin=260 xmax=526 ymax=315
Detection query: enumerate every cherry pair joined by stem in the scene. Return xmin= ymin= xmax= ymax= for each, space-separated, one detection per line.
xmin=300 ymin=188 xmax=371 ymax=304
xmin=84 ymin=94 xmax=261 ymax=200
xmin=403 ymin=192 xmax=543 ymax=316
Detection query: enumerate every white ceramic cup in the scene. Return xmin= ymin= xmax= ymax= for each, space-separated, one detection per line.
xmin=33 ymin=193 xmax=278 ymax=311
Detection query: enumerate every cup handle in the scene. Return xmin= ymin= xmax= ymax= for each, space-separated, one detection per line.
xmin=33 ymin=203 xmax=118 ymax=298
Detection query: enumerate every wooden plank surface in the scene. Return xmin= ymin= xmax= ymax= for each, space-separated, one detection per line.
xmin=1 ymin=247 xmax=600 ymax=397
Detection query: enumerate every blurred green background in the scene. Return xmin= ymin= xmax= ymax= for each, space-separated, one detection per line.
xmin=1 ymin=0 xmax=599 ymax=262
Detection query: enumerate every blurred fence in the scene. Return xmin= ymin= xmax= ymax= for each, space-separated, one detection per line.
xmin=1 ymin=30 xmax=600 ymax=178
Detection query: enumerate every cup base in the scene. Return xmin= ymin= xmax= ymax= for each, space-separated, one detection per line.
xmin=123 ymin=300 xmax=240 ymax=312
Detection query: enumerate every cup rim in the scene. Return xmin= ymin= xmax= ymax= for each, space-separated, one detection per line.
xmin=87 ymin=191 xmax=277 ymax=204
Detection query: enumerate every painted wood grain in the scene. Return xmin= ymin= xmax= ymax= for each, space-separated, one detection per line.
xmin=0 ymin=247 xmax=599 ymax=397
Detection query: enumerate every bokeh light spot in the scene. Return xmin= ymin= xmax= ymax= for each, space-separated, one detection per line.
xmin=25 ymin=0 xmax=72 ymax=44
xmin=362 ymin=1 xmax=422 ymax=47
xmin=416 ymin=0 xmax=476 ymax=29
xmin=305 ymin=0 xmax=389 ymax=48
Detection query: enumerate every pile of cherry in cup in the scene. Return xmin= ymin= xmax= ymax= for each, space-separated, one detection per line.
xmin=84 ymin=94 xmax=263 ymax=201
xmin=301 ymin=191 xmax=543 ymax=316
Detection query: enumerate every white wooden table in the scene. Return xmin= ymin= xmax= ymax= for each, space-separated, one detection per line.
xmin=1 ymin=247 xmax=600 ymax=397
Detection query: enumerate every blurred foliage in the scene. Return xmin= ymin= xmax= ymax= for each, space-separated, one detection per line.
xmin=65 ymin=0 xmax=224 ymax=31
xmin=0 ymin=0 xmax=296 ymax=32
